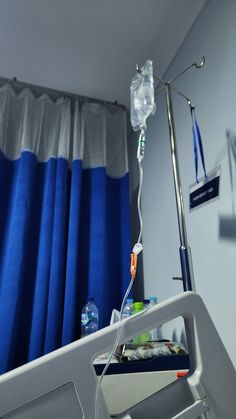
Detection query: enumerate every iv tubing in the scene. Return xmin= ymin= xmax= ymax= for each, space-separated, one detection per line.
xmin=137 ymin=159 xmax=143 ymax=243
xmin=95 ymin=134 xmax=145 ymax=419
xmin=94 ymin=277 xmax=134 ymax=419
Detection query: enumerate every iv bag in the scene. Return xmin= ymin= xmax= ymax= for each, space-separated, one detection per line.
xmin=130 ymin=60 xmax=156 ymax=131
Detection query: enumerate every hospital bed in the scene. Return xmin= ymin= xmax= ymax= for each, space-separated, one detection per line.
xmin=95 ymin=354 xmax=189 ymax=416
xmin=0 ymin=291 xmax=235 ymax=418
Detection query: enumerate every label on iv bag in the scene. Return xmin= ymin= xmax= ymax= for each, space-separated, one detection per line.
xmin=189 ymin=167 xmax=220 ymax=211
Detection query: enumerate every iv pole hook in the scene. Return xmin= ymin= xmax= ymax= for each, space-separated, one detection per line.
xmin=169 ymin=56 xmax=206 ymax=84
xmin=194 ymin=55 xmax=206 ymax=68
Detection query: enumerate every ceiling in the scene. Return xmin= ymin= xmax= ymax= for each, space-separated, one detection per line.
xmin=0 ymin=0 xmax=206 ymax=106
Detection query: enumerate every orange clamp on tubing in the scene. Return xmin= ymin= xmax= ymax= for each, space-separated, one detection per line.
xmin=130 ymin=252 xmax=138 ymax=279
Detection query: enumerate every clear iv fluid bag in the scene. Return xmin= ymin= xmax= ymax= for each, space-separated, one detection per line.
xmin=130 ymin=60 xmax=156 ymax=132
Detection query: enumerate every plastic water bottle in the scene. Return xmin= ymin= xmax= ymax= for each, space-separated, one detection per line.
xmin=81 ymin=297 xmax=99 ymax=337
xmin=122 ymin=298 xmax=133 ymax=320
xmin=132 ymin=302 xmax=149 ymax=344
xmin=148 ymin=296 xmax=161 ymax=341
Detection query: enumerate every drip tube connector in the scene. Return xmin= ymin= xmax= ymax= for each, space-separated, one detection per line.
xmin=132 ymin=242 xmax=143 ymax=255
xmin=137 ymin=129 xmax=146 ymax=162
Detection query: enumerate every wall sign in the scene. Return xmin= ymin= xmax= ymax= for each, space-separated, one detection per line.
xmin=189 ymin=167 xmax=220 ymax=211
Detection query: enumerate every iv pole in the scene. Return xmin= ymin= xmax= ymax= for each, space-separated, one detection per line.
xmin=138 ymin=57 xmax=205 ymax=292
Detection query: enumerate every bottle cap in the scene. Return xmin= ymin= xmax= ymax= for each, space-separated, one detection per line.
xmin=149 ymin=296 xmax=157 ymax=303
xmin=126 ymin=298 xmax=133 ymax=303
xmin=133 ymin=302 xmax=144 ymax=311
xmin=88 ymin=296 xmax=94 ymax=302
xmin=143 ymin=299 xmax=150 ymax=305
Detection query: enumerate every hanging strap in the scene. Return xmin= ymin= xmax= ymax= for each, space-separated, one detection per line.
xmin=190 ymin=107 xmax=198 ymax=183
xmin=190 ymin=107 xmax=207 ymax=183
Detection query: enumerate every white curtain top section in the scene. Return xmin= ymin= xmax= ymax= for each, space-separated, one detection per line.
xmin=0 ymin=84 xmax=128 ymax=177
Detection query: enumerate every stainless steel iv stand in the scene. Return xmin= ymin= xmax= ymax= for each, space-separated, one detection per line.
xmin=141 ymin=57 xmax=205 ymax=292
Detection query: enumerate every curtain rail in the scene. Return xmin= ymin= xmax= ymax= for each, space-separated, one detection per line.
xmin=0 ymin=75 xmax=126 ymax=110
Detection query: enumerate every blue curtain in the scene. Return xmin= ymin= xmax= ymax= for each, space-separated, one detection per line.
xmin=0 ymin=85 xmax=131 ymax=374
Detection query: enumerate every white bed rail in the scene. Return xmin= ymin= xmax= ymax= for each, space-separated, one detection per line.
xmin=0 ymin=292 xmax=235 ymax=418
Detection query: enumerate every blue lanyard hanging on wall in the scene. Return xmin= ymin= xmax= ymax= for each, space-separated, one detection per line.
xmin=190 ymin=106 xmax=207 ymax=183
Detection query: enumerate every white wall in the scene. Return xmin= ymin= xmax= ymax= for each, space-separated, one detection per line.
xmin=130 ymin=0 xmax=236 ymax=365
xmin=0 ymin=0 xmax=205 ymax=106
